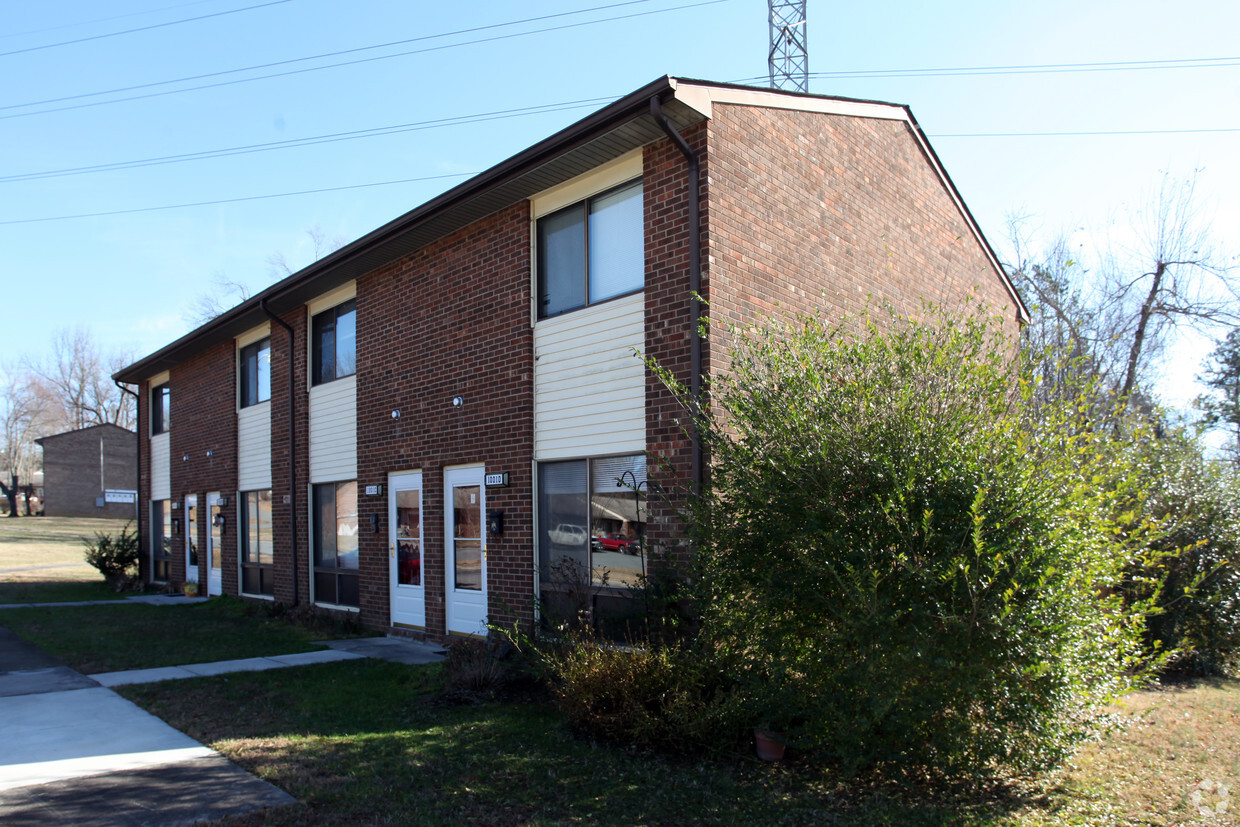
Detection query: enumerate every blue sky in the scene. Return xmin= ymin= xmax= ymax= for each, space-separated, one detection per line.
xmin=3 ymin=0 xmax=1237 ymax=407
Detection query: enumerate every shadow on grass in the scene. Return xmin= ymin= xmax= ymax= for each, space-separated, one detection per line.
xmin=0 ymin=579 xmax=124 ymax=605
xmin=122 ymin=660 xmax=1048 ymax=826
xmin=0 ymin=597 xmax=362 ymax=673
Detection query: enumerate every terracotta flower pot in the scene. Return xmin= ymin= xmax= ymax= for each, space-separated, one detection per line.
xmin=184 ymin=583 xmax=199 ymax=598
xmin=754 ymin=728 xmax=786 ymax=762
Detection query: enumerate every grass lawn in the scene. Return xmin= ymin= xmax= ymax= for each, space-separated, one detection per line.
xmin=0 ymin=597 xmax=366 ymax=673
xmin=118 ymin=661 xmax=1240 ymax=826
xmin=0 ymin=514 xmax=132 ymax=603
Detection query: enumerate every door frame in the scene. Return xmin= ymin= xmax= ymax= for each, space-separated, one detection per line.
xmin=388 ymin=470 xmax=425 ymax=630
xmin=444 ymin=464 xmax=487 ymax=637
xmin=184 ymin=493 xmax=199 ymax=584
xmin=206 ymin=491 xmax=223 ymax=596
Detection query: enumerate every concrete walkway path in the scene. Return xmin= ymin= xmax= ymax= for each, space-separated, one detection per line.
xmin=0 ymin=612 xmax=444 ymax=825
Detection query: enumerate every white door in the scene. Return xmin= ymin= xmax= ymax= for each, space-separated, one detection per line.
xmin=184 ymin=494 xmax=199 ymax=584
xmin=389 ymin=471 xmax=425 ymax=629
xmin=206 ymin=491 xmax=223 ymax=596
xmin=444 ymin=465 xmax=487 ymax=636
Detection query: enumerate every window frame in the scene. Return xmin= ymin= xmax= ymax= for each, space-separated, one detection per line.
xmin=240 ymin=489 xmax=274 ymax=597
xmin=537 ymin=453 xmax=647 ymax=590
xmin=239 ymin=337 xmax=271 ymax=409
xmin=150 ymin=383 xmax=170 ymax=435
xmin=311 ymin=299 xmax=357 ymax=387
xmin=536 ymin=178 xmax=644 ymax=320
xmin=311 ymin=480 xmax=360 ymax=608
xmin=151 ymin=499 xmax=171 ymax=582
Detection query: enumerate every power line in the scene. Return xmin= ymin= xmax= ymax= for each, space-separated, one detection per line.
xmin=934 ymin=127 xmax=1240 ymax=138
xmin=0 ymin=97 xmax=614 ymax=184
xmin=0 ymin=0 xmax=722 ymax=119
xmin=0 ymin=0 xmax=294 ymax=59
xmin=2 ymin=0 xmax=225 ymax=41
xmin=4 ymin=122 xmax=1234 ymax=225
xmin=0 ymin=173 xmax=476 ymax=226
xmin=727 ymin=54 xmax=1240 ymax=87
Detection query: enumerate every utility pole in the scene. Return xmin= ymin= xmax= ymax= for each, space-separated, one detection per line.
xmin=768 ymin=0 xmax=808 ymax=93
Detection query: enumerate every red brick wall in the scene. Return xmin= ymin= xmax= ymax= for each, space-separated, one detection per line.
xmin=355 ymin=202 xmax=534 ymax=637
xmin=268 ymin=308 xmax=309 ymax=608
xmin=169 ymin=342 xmax=239 ymax=589
xmin=643 ymin=124 xmax=708 ymax=561
xmin=137 ymin=382 xmax=150 ymax=582
xmin=704 ymin=104 xmax=1020 ymax=363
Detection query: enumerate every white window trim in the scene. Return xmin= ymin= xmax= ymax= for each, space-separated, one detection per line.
xmin=306 ymin=283 xmax=358 ymax=392
xmin=530 ymin=149 xmax=642 ymax=219
xmin=529 ymin=152 xmax=644 ymax=326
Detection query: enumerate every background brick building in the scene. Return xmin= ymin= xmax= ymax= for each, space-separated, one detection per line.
xmin=35 ymin=423 xmax=138 ymax=519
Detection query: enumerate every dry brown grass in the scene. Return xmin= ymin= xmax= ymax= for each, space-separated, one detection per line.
xmin=0 ymin=515 xmax=131 ymax=581
xmin=1009 ymin=679 xmax=1240 ymax=826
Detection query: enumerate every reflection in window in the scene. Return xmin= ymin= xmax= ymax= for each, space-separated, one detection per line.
xmin=538 ymin=454 xmax=646 ymax=589
xmin=313 ymin=481 xmax=359 ymax=607
xmin=151 ymin=384 xmax=170 ymax=434
xmin=186 ymin=501 xmax=198 ymax=567
xmin=311 ymin=300 xmax=357 ymax=385
xmin=396 ymin=489 xmax=422 ymax=587
xmin=151 ymin=499 xmax=171 ymax=581
xmin=239 ymin=338 xmax=271 ymax=408
xmin=241 ymin=489 xmax=274 ymax=596
xmin=453 ymin=485 xmax=482 ymax=591
xmin=537 ymin=179 xmax=642 ymax=318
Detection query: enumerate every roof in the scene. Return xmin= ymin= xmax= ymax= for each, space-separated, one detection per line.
xmin=35 ymin=422 xmax=136 ymax=446
xmin=115 ymin=76 xmax=1028 ymax=384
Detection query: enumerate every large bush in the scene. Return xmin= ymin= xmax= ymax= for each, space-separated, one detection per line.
xmin=1126 ymin=432 xmax=1240 ymax=675
xmin=662 ymin=305 xmax=1154 ymax=777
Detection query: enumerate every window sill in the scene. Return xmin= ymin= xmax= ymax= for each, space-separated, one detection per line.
xmin=313 ymin=601 xmax=360 ymax=613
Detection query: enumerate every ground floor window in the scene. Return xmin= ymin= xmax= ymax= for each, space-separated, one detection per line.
xmin=538 ymin=454 xmax=647 ymax=592
xmin=313 ymin=481 xmax=359 ymax=608
xmin=151 ymin=499 xmax=171 ymax=581
xmin=241 ymin=489 xmax=274 ymax=596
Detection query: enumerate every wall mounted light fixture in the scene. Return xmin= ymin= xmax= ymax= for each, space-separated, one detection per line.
xmin=452 ymin=396 xmax=464 ymax=408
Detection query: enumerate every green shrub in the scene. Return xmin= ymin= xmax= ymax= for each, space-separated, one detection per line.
xmin=1125 ymin=432 xmax=1240 ymax=675
xmin=83 ymin=522 xmax=140 ymax=588
xmin=656 ymin=303 xmax=1155 ymax=777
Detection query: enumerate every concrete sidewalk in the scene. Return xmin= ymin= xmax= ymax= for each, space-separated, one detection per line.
xmin=0 ymin=627 xmax=293 ymax=824
xmin=91 ymin=636 xmax=444 ymax=687
xmin=0 ymin=622 xmax=444 ymax=825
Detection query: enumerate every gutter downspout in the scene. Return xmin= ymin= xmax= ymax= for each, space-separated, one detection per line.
xmin=649 ymin=96 xmax=703 ymax=494
xmin=261 ymin=300 xmax=300 ymax=607
xmin=115 ymin=380 xmax=141 ymax=525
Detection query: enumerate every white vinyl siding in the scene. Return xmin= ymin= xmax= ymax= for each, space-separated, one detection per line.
xmin=309 ymin=374 xmax=357 ymax=483
xmin=237 ymin=401 xmax=272 ymax=490
xmin=534 ymin=291 xmax=645 ymax=460
xmin=150 ymin=432 xmax=171 ymax=500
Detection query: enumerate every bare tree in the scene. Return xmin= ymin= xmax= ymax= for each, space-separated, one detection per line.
xmin=183 ymin=272 xmax=254 ymax=326
xmin=24 ymin=327 xmax=135 ymax=432
xmin=1106 ymin=173 xmax=1237 ymax=404
xmin=1005 ymin=172 xmax=1235 ymax=411
xmin=186 ymin=225 xmax=348 ymax=325
xmin=0 ymin=369 xmax=57 ymax=516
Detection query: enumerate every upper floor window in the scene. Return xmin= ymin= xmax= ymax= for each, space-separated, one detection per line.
xmin=537 ymin=179 xmax=643 ymax=319
xmin=312 ymin=300 xmax=356 ymax=386
xmin=239 ymin=338 xmax=271 ymax=408
xmin=151 ymin=383 xmax=170 ymax=434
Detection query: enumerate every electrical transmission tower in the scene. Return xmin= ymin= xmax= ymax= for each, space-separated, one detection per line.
xmin=767 ymin=0 xmax=808 ymax=93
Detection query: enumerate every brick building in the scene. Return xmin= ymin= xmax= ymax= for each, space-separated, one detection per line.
xmin=35 ymin=423 xmax=138 ymax=519
xmin=114 ymin=77 xmax=1027 ymax=640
